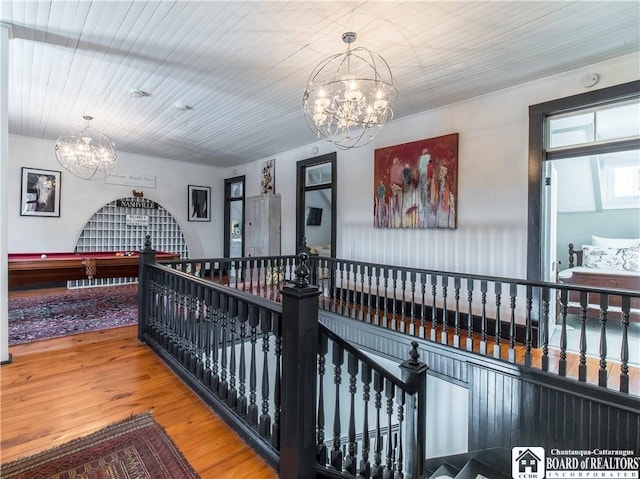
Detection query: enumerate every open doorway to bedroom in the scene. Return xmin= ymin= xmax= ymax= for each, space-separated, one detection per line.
xmin=530 ymin=81 xmax=640 ymax=363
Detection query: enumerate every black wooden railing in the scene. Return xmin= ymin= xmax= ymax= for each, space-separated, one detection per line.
xmin=163 ymin=252 xmax=640 ymax=396
xmin=138 ymin=243 xmax=428 ymax=479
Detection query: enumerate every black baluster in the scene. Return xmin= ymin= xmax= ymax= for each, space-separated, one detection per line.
xmin=383 ymin=269 xmax=389 ymax=329
xmin=578 ymin=291 xmax=588 ymax=382
xmin=204 ymin=288 xmax=213 ymax=387
xmin=375 ymin=267 xmax=381 ymax=326
xmin=453 ymin=277 xmax=461 ymax=348
xmin=391 ymin=269 xmax=398 ymax=331
xmin=359 ymin=264 xmax=366 ymax=321
xmin=260 ymin=310 xmax=272 ymax=438
xmin=210 ymin=291 xmax=221 ymax=393
xmin=480 ymin=280 xmax=487 ymax=355
xmin=441 ymin=275 xmax=449 ymax=344
xmin=247 ymin=305 xmax=259 ymax=426
xmin=371 ymin=372 xmax=384 ymax=479
xmin=332 ymin=262 xmax=339 ymax=314
xmin=383 ymin=381 xmax=395 ymax=479
xmin=367 ymin=266 xmax=373 ymax=324
xmin=420 ymin=273 xmax=427 ymax=338
xmin=598 ymin=294 xmax=608 ymax=388
xmin=331 ymin=342 xmax=344 ymax=471
xmin=247 ymin=259 xmax=254 ymax=293
xmin=228 ymin=297 xmax=238 ymax=408
xmin=525 ymin=285 xmax=533 ymax=367
xmin=430 ymin=274 xmax=437 ymax=341
xmin=340 ymin=262 xmax=346 ymax=315
xmin=196 ymin=285 xmax=206 ymax=381
xmin=540 ymin=287 xmax=550 ymax=371
xmin=400 ymin=270 xmax=407 ymax=333
xmin=396 ymin=392 xmax=405 ymax=479
xmin=219 ymin=296 xmax=229 ymax=400
xmin=467 ymin=279 xmax=474 ymax=351
xmin=409 ymin=271 xmax=417 ymax=336
xmin=508 ymin=284 xmax=517 ymax=362
xmin=559 ymin=289 xmax=568 ymax=376
xmin=620 ymin=296 xmax=631 ymax=393
xmin=237 ymin=301 xmax=248 ymax=416
xmin=494 ymin=282 xmax=502 ymax=359
xmin=344 ymin=353 xmax=359 ymax=475
xmin=346 ymin=263 xmax=353 ymax=317
xmin=272 ymin=312 xmax=282 ymax=449
xmin=360 ymin=363 xmax=372 ymax=479
xmin=317 ymin=334 xmax=329 ymax=466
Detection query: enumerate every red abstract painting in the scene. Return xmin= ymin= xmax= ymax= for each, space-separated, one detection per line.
xmin=374 ymin=133 xmax=458 ymax=229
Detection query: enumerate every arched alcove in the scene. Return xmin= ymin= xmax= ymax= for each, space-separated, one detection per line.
xmin=70 ymin=196 xmax=188 ymax=287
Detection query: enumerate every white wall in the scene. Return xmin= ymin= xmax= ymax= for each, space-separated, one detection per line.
xmin=8 ymin=135 xmax=224 ymax=258
xmin=224 ymin=53 xmax=639 ymax=279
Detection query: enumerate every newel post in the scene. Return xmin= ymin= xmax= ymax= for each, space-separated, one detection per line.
xmin=279 ymin=252 xmax=321 ymax=479
xmin=138 ymin=234 xmax=156 ymax=343
xmin=399 ymin=341 xmax=428 ymax=479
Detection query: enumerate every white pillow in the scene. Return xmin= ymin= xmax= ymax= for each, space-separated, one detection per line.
xmin=591 ymin=235 xmax=640 ymax=248
xmin=582 ymin=245 xmax=640 ymax=272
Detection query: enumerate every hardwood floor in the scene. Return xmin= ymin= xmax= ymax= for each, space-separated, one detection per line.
xmin=0 ymin=325 xmax=278 ymax=479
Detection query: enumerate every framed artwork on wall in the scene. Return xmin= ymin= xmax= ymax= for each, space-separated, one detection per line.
xmin=20 ymin=167 xmax=61 ymax=217
xmin=374 ymin=133 xmax=459 ymax=229
xmin=188 ymin=185 xmax=211 ymax=222
xmin=262 ymin=158 xmax=275 ymax=194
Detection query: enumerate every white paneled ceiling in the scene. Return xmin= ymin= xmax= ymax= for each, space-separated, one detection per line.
xmin=1 ymin=1 xmax=639 ymax=167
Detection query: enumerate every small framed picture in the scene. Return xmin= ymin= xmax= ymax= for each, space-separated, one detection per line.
xmin=188 ymin=185 xmax=211 ymax=222
xmin=20 ymin=167 xmax=61 ymax=217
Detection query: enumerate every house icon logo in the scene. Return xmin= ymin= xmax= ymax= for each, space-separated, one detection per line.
xmin=512 ymin=447 xmax=545 ymax=479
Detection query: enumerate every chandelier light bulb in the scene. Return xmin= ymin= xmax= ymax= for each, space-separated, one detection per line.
xmin=302 ymin=32 xmax=397 ymax=149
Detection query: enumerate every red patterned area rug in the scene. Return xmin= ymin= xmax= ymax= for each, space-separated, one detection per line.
xmin=8 ymin=285 xmax=138 ymax=345
xmin=1 ymin=413 xmax=200 ymax=479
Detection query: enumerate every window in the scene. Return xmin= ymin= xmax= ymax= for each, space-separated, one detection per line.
xmin=548 ymin=99 xmax=640 ymax=150
xmin=599 ymin=150 xmax=640 ymax=209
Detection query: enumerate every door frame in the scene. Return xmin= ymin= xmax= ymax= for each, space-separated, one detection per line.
xmin=223 ymin=175 xmax=246 ymax=259
xmin=295 ymin=152 xmax=337 ymax=256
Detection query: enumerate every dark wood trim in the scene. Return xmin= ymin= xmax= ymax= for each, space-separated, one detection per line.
xmin=1 ymin=353 xmax=13 ymax=365
xmin=223 ymin=175 xmax=246 ymax=260
xmin=527 ymin=80 xmax=640 ymax=282
xmin=295 ymin=153 xmax=337 ymax=255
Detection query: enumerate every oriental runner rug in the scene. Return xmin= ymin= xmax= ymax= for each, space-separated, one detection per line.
xmin=8 ymin=285 xmax=138 ymax=345
xmin=1 ymin=413 xmax=200 ymax=479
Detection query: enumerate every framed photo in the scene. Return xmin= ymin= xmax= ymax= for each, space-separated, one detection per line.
xmin=188 ymin=185 xmax=211 ymax=222
xmin=374 ymin=133 xmax=459 ymax=229
xmin=20 ymin=167 xmax=61 ymax=217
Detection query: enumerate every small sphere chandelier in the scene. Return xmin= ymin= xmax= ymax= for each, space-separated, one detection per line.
xmin=303 ymin=32 xmax=397 ymax=149
xmin=55 ymin=115 xmax=117 ymax=180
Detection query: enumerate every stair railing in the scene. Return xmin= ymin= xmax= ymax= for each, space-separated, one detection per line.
xmin=161 ymin=251 xmax=640 ymax=396
xmin=138 ymin=240 xmax=429 ymax=479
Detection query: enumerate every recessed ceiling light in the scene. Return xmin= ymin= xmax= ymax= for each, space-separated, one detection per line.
xmin=130 ymin=89 xmax=150 ymax=98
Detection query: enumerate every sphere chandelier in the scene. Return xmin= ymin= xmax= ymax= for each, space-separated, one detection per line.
xmin=55 ymin=115 xmax=117 ymax=180
xmin=303 ymin=32 xmax=397 ymax=149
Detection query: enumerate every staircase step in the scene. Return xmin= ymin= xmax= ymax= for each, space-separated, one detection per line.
xmin=456 ymin=458 xmax=511 ymax=479
xmin=429 ymin=462 xmax=461 ymax=479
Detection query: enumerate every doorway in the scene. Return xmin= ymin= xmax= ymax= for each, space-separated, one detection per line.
xmin=224 ymin=176 xmax=245 ymax=260
xmin=296 ymin=153 xmax=337 ymax=258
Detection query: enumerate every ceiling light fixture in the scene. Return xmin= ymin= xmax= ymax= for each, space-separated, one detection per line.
xmin=303 ymin=32 xmax=397 ymax=149
xmin=54 ymin=115 xmax=117 ymax=180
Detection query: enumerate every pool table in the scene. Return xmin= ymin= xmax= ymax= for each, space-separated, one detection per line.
xmin=8 ymin=251 xmax=180 ymax=289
